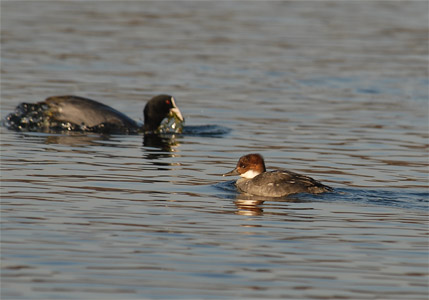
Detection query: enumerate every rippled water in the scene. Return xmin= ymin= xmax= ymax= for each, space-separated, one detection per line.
xmin=1 ymin=1 xmax=428 ymax=299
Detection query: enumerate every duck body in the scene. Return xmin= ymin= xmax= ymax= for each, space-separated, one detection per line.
xmin=4 ymin=94 xmax=183 ymax=134
xmin=235 ymin=169 xmax=332 ymax=197
xmin=224 ymin=153 xmax=333 ymax=197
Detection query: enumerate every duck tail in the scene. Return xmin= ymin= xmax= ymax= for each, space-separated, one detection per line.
xmin=322 ymin=184 xmax=334 ymax=193
xmin=312 ymin=182 xmax=334 ymax=194
xmin=305 ymin=177 xmax=334 ymax=194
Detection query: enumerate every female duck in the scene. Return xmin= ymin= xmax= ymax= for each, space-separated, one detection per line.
xmin=223 ymin=153 xmax=333 ymax=197
xmin=4 ymin=94 xmax=184 ymax=134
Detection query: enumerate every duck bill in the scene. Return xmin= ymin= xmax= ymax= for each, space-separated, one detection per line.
xmin=223 ymin=168 xmax=239 ymax=177
xmin=169 ymin=106 xmax=184 ymax=122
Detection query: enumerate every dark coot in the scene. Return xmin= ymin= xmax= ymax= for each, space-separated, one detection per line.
xmin=4 ymin=94 xmax=184 ymax=134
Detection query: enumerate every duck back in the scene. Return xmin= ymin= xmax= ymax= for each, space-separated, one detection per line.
xmin=236 ymin=170 xmax=333 ymax=197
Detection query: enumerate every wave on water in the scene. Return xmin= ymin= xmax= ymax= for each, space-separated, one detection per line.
xmin=183 ymin=125 xmax=231 ymax=137
xmin=214 ymin=181 xmax=428 ymax=211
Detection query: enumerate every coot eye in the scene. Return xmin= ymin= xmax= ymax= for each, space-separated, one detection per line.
xmin=166 ymin=100 xmax=171 ymax=105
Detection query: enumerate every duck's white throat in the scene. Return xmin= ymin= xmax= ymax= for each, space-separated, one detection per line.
xmin=240 ymin=170 xmax=260 ymax=179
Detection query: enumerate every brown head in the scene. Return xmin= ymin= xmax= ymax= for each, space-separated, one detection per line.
xmin=223 ymin=153 xmax=266 ymax=179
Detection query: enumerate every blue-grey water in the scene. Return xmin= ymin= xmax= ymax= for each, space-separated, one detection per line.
xmin=1 ymin=1 xmax=428 ymax=299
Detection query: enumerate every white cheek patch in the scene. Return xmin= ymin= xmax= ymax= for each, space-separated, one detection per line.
xmin=240 ymin=170 xmax=260 ymax=179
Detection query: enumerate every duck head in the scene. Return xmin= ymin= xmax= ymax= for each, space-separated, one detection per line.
xmin=223 ymin=153 xmax=266 ymax=179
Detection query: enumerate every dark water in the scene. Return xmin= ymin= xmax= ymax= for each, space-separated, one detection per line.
xmin=1 ymin=1 xmax=428 ymax=299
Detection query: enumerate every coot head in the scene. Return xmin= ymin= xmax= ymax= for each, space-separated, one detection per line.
xmin=143 ymin=94 xmax=184 ymax=133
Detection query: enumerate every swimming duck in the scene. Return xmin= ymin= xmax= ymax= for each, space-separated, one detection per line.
xmin=223 ymin=153 xmax=333 ymax=197
xmin=4 ymin=94 xmax=184 ymax=134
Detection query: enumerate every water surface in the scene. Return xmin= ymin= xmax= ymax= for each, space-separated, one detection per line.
xmin=1 ymin=1 xmax=428 ymax=299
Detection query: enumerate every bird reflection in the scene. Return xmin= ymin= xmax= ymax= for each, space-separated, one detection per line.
xmin=234 ymin=200 xmax=264 ymax=216
xmin=234 ymin=195 xmax=265 ymax=216
xmin=16 ymin=132 xmax=112 ymax=146
xmin=143 ymin=133 xmax=179 ymax=150
xmin=142 ymin=133 xmax=180 ymax=161
xmin=232 ymin=194 xmax=308 ymax=216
